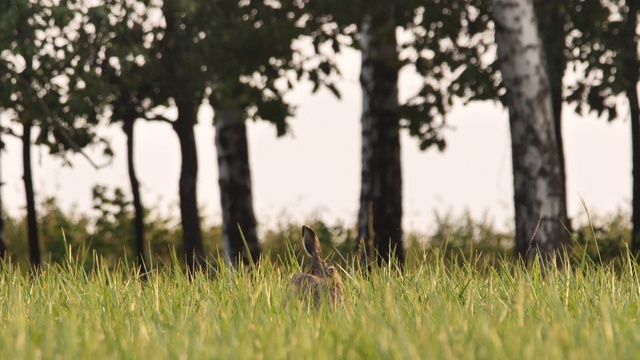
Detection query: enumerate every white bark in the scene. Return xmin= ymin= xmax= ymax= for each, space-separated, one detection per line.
xmin=215 ymin=107 xmax=260 ymax=266
xmin=492 ymin=0 xmax=570 ymax=260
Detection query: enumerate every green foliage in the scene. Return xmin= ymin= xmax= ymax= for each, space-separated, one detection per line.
xmin=408 ymin=210 xmax=513 ymax=268
xmin=70 ymin=0 xmax=341 ymax=135
xmin=572 ymin=210 xmax=631 ymax=264
xmin=2 ymin=253 xmax=640 ymax=358
xmin=0 ymin=0 xmax=109 ymax=160
xmin=4 ymin=192 xmax=168 ymax=270
xmin=4 ymin=194 xmax=635 ymax=271
xmin=89 ymin=185 xmax=134 ymax=263
xmin=300 ymin=0 xmax=496 ymax=151
xmin=563 ymin=0 xmax=629 ymax=120
xmin=399 ymin=0 xmax=497 ymax=150
xmin=38 ymin=197 xmax=91 ymax=265
xmin=414 ymin=0 xmax=622 ymax=124
xmin=262 ymin=217 xmax=357 ymax=268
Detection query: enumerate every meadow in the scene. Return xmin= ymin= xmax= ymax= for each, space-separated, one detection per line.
xmin=1 ymin=251 xmax=640 ymax=360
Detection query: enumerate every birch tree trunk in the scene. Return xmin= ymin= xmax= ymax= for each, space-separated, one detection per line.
xmin=214 ymin=108 xmax=260 ymax=267
xmin=535 ymin=0 xmax=570 ymax=233
xmin=357 ymin=8 xmax=404 ymax=268
xmin=492 ymin=0 xmax=570 ymax=262
xmin=123 ymin=116 xmax=148 ymax=278
xmin=174 ymin=100 xmax=206 ymax=274
xmin=22 ymin=121 xmax=41 ymax=269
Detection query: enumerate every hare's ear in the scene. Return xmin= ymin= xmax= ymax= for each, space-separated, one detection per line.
xmin=302 ymin=225 xmax=323 ymax=259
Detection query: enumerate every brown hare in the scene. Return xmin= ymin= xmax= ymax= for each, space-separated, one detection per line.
xmin=290 ymin=225 xmax=344 ymax=308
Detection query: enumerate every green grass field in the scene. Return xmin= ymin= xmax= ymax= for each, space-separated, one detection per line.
xmin=1 ymin=253 xmax=640 ymax=360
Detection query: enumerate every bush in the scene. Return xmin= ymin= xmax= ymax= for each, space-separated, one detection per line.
xmin=2 ymin=191 xmax=635 ymax=271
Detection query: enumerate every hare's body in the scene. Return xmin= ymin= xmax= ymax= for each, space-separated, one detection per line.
xmin=290 ymin=226 xmax=344 ymax=308
xmin=290 ymin=271 xmax=344 ymax=307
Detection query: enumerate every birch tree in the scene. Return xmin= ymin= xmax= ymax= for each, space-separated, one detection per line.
xmin=301 ymin=0 xmax=492 ymax=268
xmin=534 ymin=0 xmax=570 ymax=233
xmin=452 ymin=1 xmax=613 ymax=258
xmin=210 ymin=2 xmax=339 ymax=267
xmin=72 ymin=0 xmax=339 ymax=271
xmin=532 ymin=0 xmax=611 ymax=240
xmin=215 ymin=108 xmax=259 ymax=266
xmin=358 ymin=6 xmax=404 ymax=267
xmin=491 ymin=0 xmax=570 ymax=261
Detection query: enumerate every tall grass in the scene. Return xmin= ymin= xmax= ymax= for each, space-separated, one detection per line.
xmin=1 ymin=250 xmax=640 ymax=359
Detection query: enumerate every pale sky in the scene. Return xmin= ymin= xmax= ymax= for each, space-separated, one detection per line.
xmin=0 ymin=48 xmax=632 ymax=236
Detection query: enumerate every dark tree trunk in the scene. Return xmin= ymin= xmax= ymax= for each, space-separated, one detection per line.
xmin=123 ymin=116 xmax=148 ymax=278
xmin=536 ymin=0 xmax=570 ymax=232
xmin=22 ymin=121 xmax=41 ymax=269
xmin=630 ymin=90 xmax=640 ymax=257
xmin=623 ymin=2 xmax=640 ymax=257
xmin=174 ymin=101 xmax=206 ymax=274
xmin=0 ymin=133 xmax=5 ymax=260
xmin=357 ymin=9 xmax=404 ymax=268
xmin=0 ymin=201 xmax=4 ymax=261
xmin=492 ymin=0 xmax=570 ymax=263
xmin=214 ymin=109 xmax=260 ymax=267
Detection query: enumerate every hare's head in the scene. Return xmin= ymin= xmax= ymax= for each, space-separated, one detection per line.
xmin=290 ymin=225 xmax=344 ymax=306
xmin=302 ymin=225 xmax=339 ymax=279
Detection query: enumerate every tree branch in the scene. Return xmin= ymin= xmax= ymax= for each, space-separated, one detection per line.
xmin=145 ymin=114 xmax=175 ymax=124
xmin=1 ymin=126 xmax=22 ymax=139
xmin=0 ymin=60 xmax=110 ymax=170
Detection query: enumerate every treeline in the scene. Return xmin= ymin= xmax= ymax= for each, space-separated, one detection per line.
xmin=0 ymin=0 xmax=638 ymax=274
xmin=2 ymin=191 xmax=631 ymax=270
